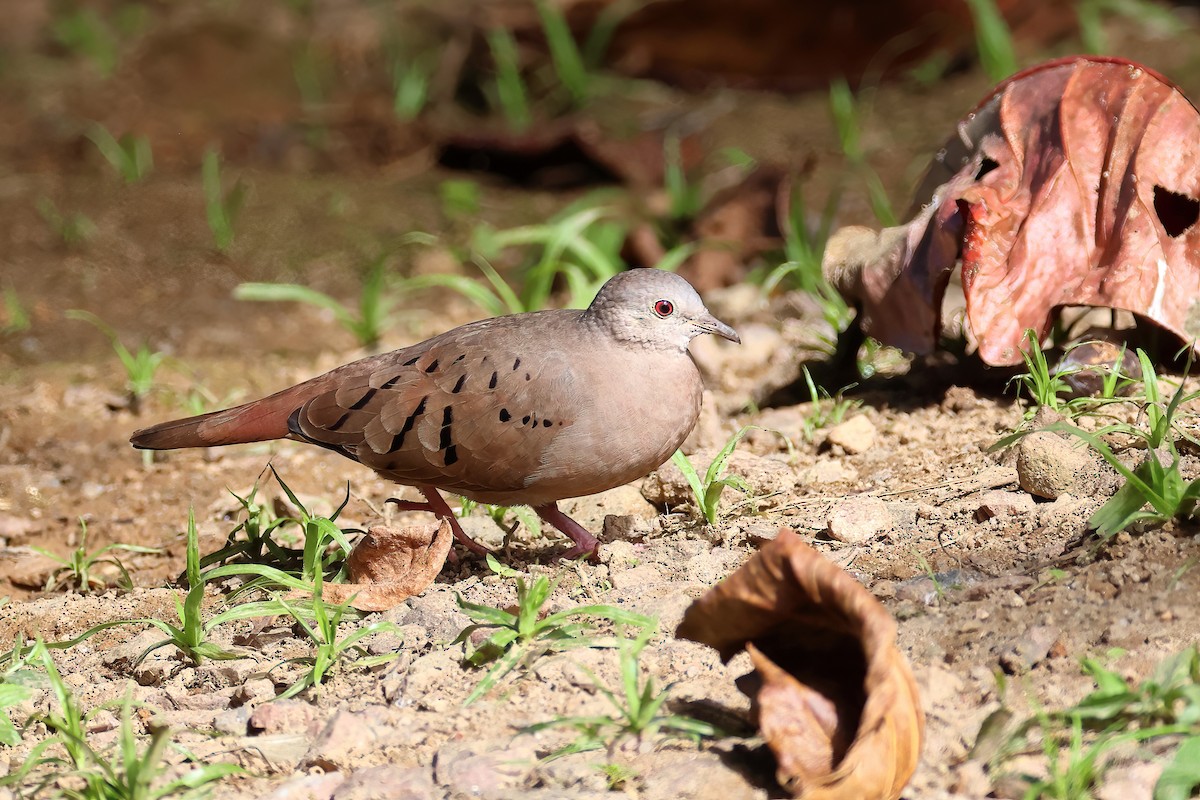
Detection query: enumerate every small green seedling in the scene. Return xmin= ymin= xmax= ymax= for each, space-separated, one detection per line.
xmin=235 ymin=239 xmax=433 ymax=351
xmin=66 ymin=309 xmax=166 ymax=414
xmin=201 ymin=149 xmax=247 ymax=253
xmin=135 ymin=510 xmax=248 ymax=666
xmin=800 ymin=366 xmax=861 ymax=442
xmin=457 ymin=497 xmax=543 ymax=539
xmin=393 ymin=55 xmax=433 ymax=120
xmin=86 ymin=123 xmax=153 ymax=183
xmin=983 ymin=646 xmax=1200 ymax=799
xmin=671 ymin=427 xmax=756 ymax=525
xmin=0 ymin=636 xmax=45 ymax=747
xmin=34 ymin=518 xmax=159 ymax=593
xmin=828 ymin=79 xmax=896 ymax=227
xmin=663 ymin=135 xmax=702 ymax=223
xmin=52 ymin=8 xmax=119 ymax=76
xmin=997 ymin=349 xmax=1200 ymax=537
xmin=271 ymin=571 xmax=403 ymax=700
xmin=525 ymin=625 xmax=718 ymax=757
xmin=1 ymin=287 xmax=31 ymax=334
xmin=487 ymin=27 xmax=531 ymax=131
xmin=536 ymin=0 xmax=590 ymax=108
xmin=11 ymin=665 xmax=242 ymax=799
xmin=964 ymin=0 xmax=1019 ymax=81
xmin=37 ymin=197 xmax=96 ymax=248
xmin=455 ymin=555 xmax=653 ymax=705
xmin=202 ymin=467 xmax=355 ymax=592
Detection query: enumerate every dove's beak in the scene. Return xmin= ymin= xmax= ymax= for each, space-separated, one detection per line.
xmin=697 ymin=314 xmax=741 ymax=344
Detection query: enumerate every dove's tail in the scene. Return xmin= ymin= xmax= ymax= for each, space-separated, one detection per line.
xmin=130 ymin=382 xmax=317 ymax=450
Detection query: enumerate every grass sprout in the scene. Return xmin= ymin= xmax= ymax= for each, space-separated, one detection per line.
xmin=670 ymin=427 xmax=756 ymax=525
xmin=829 ymin=79 xmax=896 ymax=227
xmin=455 ymin=555 xmax=653 ymax=705
xmin=270 ymin=570 xmax=403 ymax=699
xmin=37 ymin=197 xmax=96 ymax=248
xmin=86 ymin=123 xmax=153 ymax=183
xmin=525 ymin=626 xmax=718 ymax=757
xmin=964 ymin=0 xmax=1019 ymax=81
xmin=66 ymin=309 xmax=166 ymax=414
xmin=235 ymin=237 xmax=435 ymax=351
xmin=487 ymin=27 xmax=530 ymax=131
xmin=2 ymin=286 xmax=32 ymax=334
xmin=201 ymin=149 xmax=247 ymax=253
xmin=33 ymin=517 xmax=159 ymax=593
xmin=800 ymin=366 xmax=861 ymax=442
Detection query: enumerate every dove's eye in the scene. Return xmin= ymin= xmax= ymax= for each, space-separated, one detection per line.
xmin=653 ymin=300 xmax=674 ymax=318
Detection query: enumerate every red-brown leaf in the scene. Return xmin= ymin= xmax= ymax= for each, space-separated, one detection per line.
xmin=827 ymin=56 xmax=1200 ymax=366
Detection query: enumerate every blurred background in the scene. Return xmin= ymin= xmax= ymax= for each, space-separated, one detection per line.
xmin=1 ymin=0 xmax=1199 ymax=377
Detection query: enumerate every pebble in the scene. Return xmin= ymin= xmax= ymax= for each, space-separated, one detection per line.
xmin=333 ymin=766 xmax=436 ymax=800
xmin=303 ymin=707 xmax=412 ymax=772
xmin=974 ymin=490 xmax=1036 ymax=521
xmin=827 ymin=496 xmax=891 ymax=543
xmin=249 ymin=700 xmax=327 ymax=737
xmin=262 ymin=772 xmax=345 ymax=800
xmin=434 ymin=737 xmax=538 ymax=800
xmin=997 ymin=624 xmax=1059 ymax=674
xmin=1016 ymin=431 xmax=1094 ymax=499
xmin=825 ymin=414 xmax=877 ymax=454
xmin=611 ymin=563 xmax=662 ymax=591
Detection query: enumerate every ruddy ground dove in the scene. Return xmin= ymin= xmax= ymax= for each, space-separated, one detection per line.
xmin=131 ymin=268 xmax=739 ymax=558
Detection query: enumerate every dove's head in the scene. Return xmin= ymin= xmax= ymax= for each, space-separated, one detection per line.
xmin=582 ymin=268 xmax=740 ymax=352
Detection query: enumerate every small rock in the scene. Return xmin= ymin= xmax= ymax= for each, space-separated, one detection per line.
xmin=304 ymin=707 xmax=412 ymax=772
xmin=1016 ymin=431 xmax=1095 ymax=499
xmin=998 ymin=625 xmax=1059 ymax=674
xmin=1095 ymin=760 xmax=1163 ymax=800
xmin=799 ymin=459 xmax=859 ymax=484
xmin=235 ymin=678 xmax=277 ymax=705
xmin=242 ymin=733 xmax=310 ymax=770
xmin=102 ymin=628 xmax=167 ymax=671
xmin=602 ymin=514 xmax=650 ymax=543
xmin=1 ymin=547 xmax=59 ymax=589
xmin=825 ymin=415 xmax=877 ymax=454
xmin=975 ymin=490 xmax=1036 ymax=521
xmin=434 ymin=738 xmax=538 ymax=799
xmin=827 ymin=496 xmax=891 ymax=543
xmin=249 ymin=700 xmax=325 ymax=737
xmin=741 ymin=520 xmax=781 ymax=543
xmin=262 ymin=772 xmax=345 ymax=800
xmin=333 ymin=766 xmax=437 ymax=800
xmin=213 ymin=706 xmax=252 ymax=736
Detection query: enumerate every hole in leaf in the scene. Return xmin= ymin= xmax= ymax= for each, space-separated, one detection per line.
xmin=1154 ymin=185 xmax=1200 ymax=238
xmin=974 ymin=157 xmax=999 ymax=181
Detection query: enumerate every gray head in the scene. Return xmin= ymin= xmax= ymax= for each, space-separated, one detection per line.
xmin=581 ymin=268 xmax=740 ymax=351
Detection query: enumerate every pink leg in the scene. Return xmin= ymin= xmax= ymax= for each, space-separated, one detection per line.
xmin=534 ymin=502 xmax=600 ymax=561
xmin=386 ymin=488 xmax=491 ymax=556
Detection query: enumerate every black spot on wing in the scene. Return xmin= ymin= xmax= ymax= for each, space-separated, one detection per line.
xmin=327 ymin=412 xmax=351 ymax=432
xmin=451 ymin=375 xmax=467 ymax=394
xmin=402 ymin=356 xmax=419 ymax=366
xmin=444 ymin=444 xmax=459 ymax=466
xmin=438 ymin=405 xmax=453 ymax=451
xmin=513 ymin=357 xmax=521 ymax=370
xmin=425 ymin=359 xmax=440 ymax=373
xmin=499 ymin=408 xmax=511 ymax=422
xmin=349 ymin=387 xmax=377 ymax=410
xmin=489 ymin=371 xmax=498 ymax=389
xmin=390 ymin=396 xmax=427 ymax=451
xmin=380 ymin=375 xmax=402 ymax=389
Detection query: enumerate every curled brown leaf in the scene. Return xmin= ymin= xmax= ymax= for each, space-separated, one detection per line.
xmin=676 ymin=529 xmax=923 ymax=799
xmin=320 ymin=520 xmax=452 ymax=611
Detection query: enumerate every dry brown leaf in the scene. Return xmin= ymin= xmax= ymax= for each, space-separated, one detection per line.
xmin=826 ymin=56 xmax=1200 ymax=366
xmin=676 ymin=529 xmax=923 ymax=800
xmin=319 ymin=519 xmax=452 ymax=612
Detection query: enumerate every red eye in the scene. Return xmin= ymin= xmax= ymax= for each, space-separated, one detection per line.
xmin=654 ymin=299 xmax=674 ymax=317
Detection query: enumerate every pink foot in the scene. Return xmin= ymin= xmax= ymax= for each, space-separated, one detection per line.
xmin=386 ymin=488 xmax=492 ymax=557
xmin=534 ymin=503 xmax=600 ymax=561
